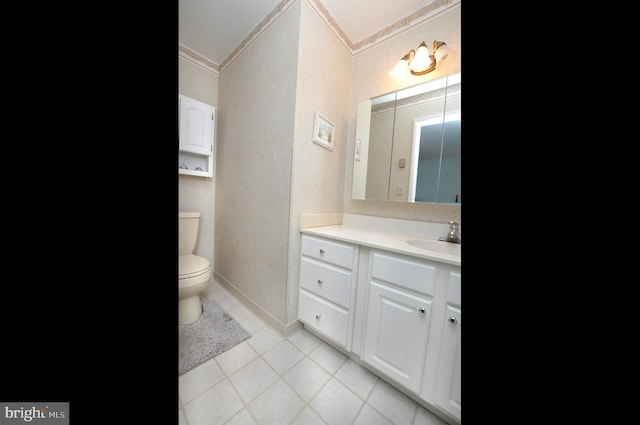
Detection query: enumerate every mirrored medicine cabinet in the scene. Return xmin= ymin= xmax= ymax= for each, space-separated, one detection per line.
xmin=352 ymin=72 xmax=460 ymax=204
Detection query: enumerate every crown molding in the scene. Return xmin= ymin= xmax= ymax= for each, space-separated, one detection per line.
xmin=218 ymin=0 xmax=298 ymax=72
xmin=349 ymin=0 xmax=459 ymax=54
xmin=178 ymin=43 xmax=219 ymax=75
xmin=179 ymin=0 xmax=460 ymax=72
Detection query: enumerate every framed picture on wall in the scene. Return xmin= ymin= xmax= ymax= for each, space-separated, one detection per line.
xmin=312 ymin=112 xmax=335 ymax=151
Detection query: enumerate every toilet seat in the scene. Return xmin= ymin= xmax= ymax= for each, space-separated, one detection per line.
xmin=179 ymin=254 xmax=211 ymax=279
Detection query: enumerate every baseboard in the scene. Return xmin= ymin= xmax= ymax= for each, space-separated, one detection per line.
xmin=213 ymin=271 xmax=303 ymax=338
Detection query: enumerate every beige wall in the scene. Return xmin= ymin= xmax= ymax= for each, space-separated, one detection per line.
xmin=344 ymin=3 xmax=461 ymax=224
xmin=287 ymin=0 xmax=353 ymax=325
xmin=215 ymin=0 xmax=301 ymax=328
xmin=214 ymin=0 xmax=353 ymax=333
xmin=178 ymin=57 xmax=218 ymax=266
xmin=179 ymin=0 xmax=462 ymax=335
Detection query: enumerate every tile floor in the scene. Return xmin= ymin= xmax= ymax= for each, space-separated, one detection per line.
xmin=179 ymin=279 xmax=451 ymax=425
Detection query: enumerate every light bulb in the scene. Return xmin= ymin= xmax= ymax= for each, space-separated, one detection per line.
xmin=409 ymin=41 xmax=431 ymax=73
xmin=389 ymin=54 xmax=410 ymax=81
xmin=435 ymin=42 xmax=450 ymax=62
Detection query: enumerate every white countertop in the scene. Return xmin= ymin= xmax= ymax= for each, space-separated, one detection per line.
xmin=300 ymin=224 xmax=461 ymax=266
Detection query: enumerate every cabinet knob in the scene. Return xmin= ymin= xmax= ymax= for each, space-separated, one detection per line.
xmin=419 ymin=307 xmax=426 ymax=315
xmin=449 ymin=316 xmax=458 ymax=325
xmin=317 ymin=279 xmax=323 ymax=284
xmin=315 ymin=314 xmax=322 ymax=319
xmin=319 ymin=248 xmax=326 ymax=254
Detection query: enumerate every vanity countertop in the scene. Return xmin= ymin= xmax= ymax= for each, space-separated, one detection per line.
xmin=300 ymin=224 xmax=461 ymax=266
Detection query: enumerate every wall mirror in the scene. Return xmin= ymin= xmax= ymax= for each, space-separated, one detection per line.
xmin=352 ymin=72 xmax=460 ymax=204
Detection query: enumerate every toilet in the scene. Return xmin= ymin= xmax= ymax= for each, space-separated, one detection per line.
xmin=179 ymin=211 xmax=212 ymax=325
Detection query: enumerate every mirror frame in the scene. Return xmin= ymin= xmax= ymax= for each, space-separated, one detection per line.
xmin=351 ymin=71 xmax=461 ymax=205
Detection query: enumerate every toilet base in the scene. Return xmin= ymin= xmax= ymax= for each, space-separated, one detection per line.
xmin=179 ymin=295 xmax=203 ymax=325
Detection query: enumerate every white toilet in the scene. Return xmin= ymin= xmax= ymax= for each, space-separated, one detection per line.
xmin=179 ymin=211 xmax=212 ymax=325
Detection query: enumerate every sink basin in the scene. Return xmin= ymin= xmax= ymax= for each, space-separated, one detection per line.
xmin=406 ymin=239 xmax=461 ymax=256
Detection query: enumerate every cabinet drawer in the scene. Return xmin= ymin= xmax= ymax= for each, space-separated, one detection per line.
xmin=371 ymin=251 xmax=436 ymax=296
xmin=300 ymin=258 xmax=352 ymax=308
xmin=301 ymin=235 xmax=355 ymax=270
xmin=298 ymin=290 xmax=349 ymax=347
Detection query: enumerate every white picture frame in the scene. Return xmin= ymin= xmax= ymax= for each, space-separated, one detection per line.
xmin=312 ymin=112 xmax=335 ymax=151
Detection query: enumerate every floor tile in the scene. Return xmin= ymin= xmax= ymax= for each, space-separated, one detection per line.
xmin=226 ymin=303 xmax=253 ymax=321
xmin=224 ymin=408 xmax=258 ymax=425
xmin=215 ymin=341 xmax=259 ymax=376
xmin=237 ymin=314 xmax=267 ymax=334
xmin=367 ymin=380 xmax=417 ymax=425
xmin=179 ymin=357 xmax=226 ymax=404
xmin=248 ymin=379 xmax=305 ymax=425
xmin=309 ymin=342 xmax=348 ymax=374
xmin=289 ymin=406 xmax=327 ymax=425
xmin=288 ymin=328 xmax=323 ymax=354
xmin=283 ymin=357 xmax=331 ymax=402
xmin=202 ymin=283 xmax=229 ymax=303
xmin=353 ymin=404 xmax=393 ymax=425
xmin=216 ymin=293 xmax=241 ymax=310
xmin=262 ymin=340 xmax=305 ymax=375
xmin=310 ymin=378 xmax=363 ymax=425
xmin=246 ymin=326 xmax=283 ymax=355
xmin=335 ymin=358 xmax=379 ymax=400
xmin=179 ymin=284 xmax=456 ymax=425
xmin=412 ymin=406 xmax=450 ymax=425
xmin=183 ymin=379 xmax=244 ymax=425
xmin=178 ymin=408 xmax=187 ymax=425
xmin=229 ymin=357 xmax=279 ymax=404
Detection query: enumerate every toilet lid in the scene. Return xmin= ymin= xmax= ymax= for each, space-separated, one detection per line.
xmin=179 ymin=254 xmax=211 ymax=279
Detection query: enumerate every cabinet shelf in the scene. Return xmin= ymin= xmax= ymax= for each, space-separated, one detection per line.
xmin=178 ymin=150 xmax=213 ymax=177
xmin=178 ymin=168 xmax=211 ymax=177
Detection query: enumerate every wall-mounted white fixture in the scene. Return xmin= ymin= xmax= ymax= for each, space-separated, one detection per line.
xmin=389 ymin=40 xmax=450 ymax=81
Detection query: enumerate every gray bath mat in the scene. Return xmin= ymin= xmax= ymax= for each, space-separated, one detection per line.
xmin=179 ymin=299 xmax=252 ymax=375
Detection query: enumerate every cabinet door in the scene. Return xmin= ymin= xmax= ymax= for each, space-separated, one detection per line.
xmin=363 ymin=281 xmax=431 ymax=393
xmin=434 ymin=269 xmax=461 ymax=421
xmin=179 ymin=95 xmax=214 ymax=156
xmin=434 ymin=305 xmax=461 ymax=420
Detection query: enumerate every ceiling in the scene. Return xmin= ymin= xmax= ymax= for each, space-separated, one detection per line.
xmin=178 ymin=0 xmax=446 ymax=69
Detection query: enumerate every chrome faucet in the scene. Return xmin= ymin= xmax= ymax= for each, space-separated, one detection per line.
xmin=439 ymin=221 xmax=461 ymax=244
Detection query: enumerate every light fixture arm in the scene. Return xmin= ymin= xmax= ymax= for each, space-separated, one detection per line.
xmin=389 ymin=40 xmax=449 ymax=81
xmin=410 ymin=53 xmax=436 ymax=75
xmin=410 ymin=40 xmax=445 ymax=76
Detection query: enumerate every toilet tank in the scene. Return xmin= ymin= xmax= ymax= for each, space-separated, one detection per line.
xmin=179 ymin=211 xmax=201 ymax=256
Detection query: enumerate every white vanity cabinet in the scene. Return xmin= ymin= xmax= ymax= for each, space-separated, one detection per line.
xmin=362 ymin=250 xmax=436 ymax=393
xmin=432 ymin=270 xmax=461 ymax=420
xmin=297 ymin=235 xmax=359 ymax=351
xmin=178 ymin=94 xmax=215 ymax=177
xmin=297 ymin=224 xmax=461 ymax=424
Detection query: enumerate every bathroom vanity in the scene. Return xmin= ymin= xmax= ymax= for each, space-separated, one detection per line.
xmin=297 ymin=214 xmax=461 ymax=424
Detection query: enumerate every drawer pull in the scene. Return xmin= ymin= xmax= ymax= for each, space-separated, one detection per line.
xmin=319 ymin=248 xmax=326 ymax=254
xmin=449 ymin=316 xmax=458 ymax=325
xmin=315 ymin=314 xmax=322 ymax=319
xmin=317 ymin=279 xmax=323 ymax=284
xmin=419 ymin=307 xmax=426 ymax=315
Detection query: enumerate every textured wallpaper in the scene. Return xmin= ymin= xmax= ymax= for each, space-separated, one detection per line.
xmin=178 ymin=57 xmax=218 ymax=266
xmin=344 ymin=3 xmax=461 ymax=224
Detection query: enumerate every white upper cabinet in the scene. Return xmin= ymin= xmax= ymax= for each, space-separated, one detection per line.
xmin=179 ymin=95 xmax=214 ymax=156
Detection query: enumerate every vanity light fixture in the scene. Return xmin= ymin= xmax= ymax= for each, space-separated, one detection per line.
xmin=389 ymin=40 xmax=450 ymax=81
